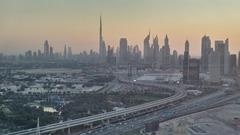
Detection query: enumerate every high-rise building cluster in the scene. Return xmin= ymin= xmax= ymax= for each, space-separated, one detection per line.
xmin=142 ymin=33 xmax=179 ymax=69
xmin=201 ymin=36 xmax=239 ymax=82
xmin=1 ymin=16 xmax=240 ymax=84
xmin=116 ymin=38 xmax=141 ymax=66
xmin=179 ymin=35 xmax=238 ymax=83
xmin=24 ymin=40 xmax=73 ymax=61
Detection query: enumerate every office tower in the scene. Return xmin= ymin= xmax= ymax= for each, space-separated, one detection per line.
xmin=119 ymin=38 xmax=128 ymax=65
xmin=33 ymin=51 xmax=37 ymax=58
xmin=116 ymin=47 xmax=120 ymax=65
xmin=183 ymin=40 xmax=200 ymax=83
xmin=161 ymin=35 xmax=171 ymax=67
xmin=127 ymin=45 xmax=133 ymax=61
xmin=143 ymin=32 xmax=151 ymax=64
xmin=107 ymin=45 xmax=116 ymax=65
xmin=208 ymin=50 xmax=221 ymax=82
xmin=132 ymin=45 xmax=142 ymax=64
xmin=89 ymin=49 xmax=94 ymax=61
xmin=44 ymin=40 xmax=50 ymax=57
xmin=171 ymin=50 xmax=178 ymax=69
xmin=201 ymin=35 xmax=211 ymax=72
xmin=25 ymin=50 xmax=32 ymax=59
xmin=99 ymin=16 xmax=106 ymax=61
xmin=37 ymin=50 xmax=42 ymax=57
xmin=188 ymin=59 xmax=200 ymax=81
xmin=64 ymin=45 xmax=67 ymax=59
xmin=183 ymin=40 xmax=190 ymax=83
xmin=88 ymin=49 xmax=99 ymax=63
xmin=230 ymin=54 xmax=237 ymax=75
xmin=224 ymin=39 xmax=230 ymax=75
xmin=178 ymin=55 xmax=184 ymax=70
xmin=50 ymin=46 xmax=53 ymax=57
xmin=215 ymin=41 xmax=225 ymax=75
xmin=215 ymin=39 xmax=230 ymax=75
xmin=152 ymin=35 xmax=160 ymax=66
xmin=68 ymin=46 xmax=72 ymax=58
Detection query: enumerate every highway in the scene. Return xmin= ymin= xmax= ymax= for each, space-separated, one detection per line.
xmin=85 ymin=89 xmax=240 ymax=135
xmin=6 ymin=83 xmax=187 ymax=135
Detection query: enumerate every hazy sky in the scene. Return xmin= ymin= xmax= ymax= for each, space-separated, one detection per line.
xmin=0 ymin=0 xmax=240 ymax=56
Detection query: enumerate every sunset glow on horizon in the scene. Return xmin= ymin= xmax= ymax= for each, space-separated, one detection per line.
xmin=0 ymin=0 xmax=240 ymax=56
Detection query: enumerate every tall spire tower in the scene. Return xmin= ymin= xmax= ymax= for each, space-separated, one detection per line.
xmin=99 ymin=16 xmax=103 ymax=52
xmin=99 ymin=16 xmax=106 ymax=61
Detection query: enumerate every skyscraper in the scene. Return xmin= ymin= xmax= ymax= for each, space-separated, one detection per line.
xmin=44 ymin=40 xmax=49 ymax=57
xmin=33 ymin=51 xmax=37 ymax=58
xmin=161 ymin=35 xmax=170 ymax=67
xmin=230 ymin=54 xmax=237 ymax=75
xmin=37 ymin=50 xmax=42 ymax=57
xmin=188 ymin=59 xmax=200 ymax=81
xmin=50 ymin=46 xmax=53 ymax=57
xmin=25 ymin=50 xmax=32 ymax=59
xmin=99 ymin=16 xmax=106 ymax=61
xmin=144 ymin=32 xmax=151 ymax=64
xmin=183 ymin=40 xmax=190 ymax=82
xmin=68 ymin=46 xmax=72 ymax=58
xmin=183 ymin=40 xmax=200 ymax=83
xmin=107 ymin=45 xmax=116 ymax=65
xmin=152 ymin=35 xmax=159 ymax=66
xmin=208 ymin=49 xmax=221 ymax=82
xmin=201 ymin=35 xmax=211 ymax=72
xmin=224 ymin=39 xmax=230 ymax=75
xmin=132 ymin=45 xmax=141 ymax=64
xmin=171 ymin=50 xmax=178 ymax=69
xmin=64 ymin=45 xmax=67 ymax=59
xmin=118 ymin=38 xmax=128 ymax=65
xmin=215 ymin=39 xmax=230 ymax=75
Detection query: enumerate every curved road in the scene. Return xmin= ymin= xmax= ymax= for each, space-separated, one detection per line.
xmin=6 ymin=82 xmax=187 ymax=135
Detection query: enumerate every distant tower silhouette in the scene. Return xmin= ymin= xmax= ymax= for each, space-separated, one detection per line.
xmin=44 ymin=40 xmax=50 ymax=57
xmin=64 ymin=44 xmax=67 ymax=59
xmin=100 ymin=16 xmax=102 ymax=45
xmin=99 ymin=16 xmax=106 ymax=61
xmin=164 ymin=35 xmax=169 ymax=47
xmin=215 ymin=39 xmax=230 ymax=75
xmin=152 ymin=35 xmax=159 ymax=67
xmin=183 ymin=40 xmax=190 ymax=83
xmin=68 ymin=46 xmax=72 ymax=58
xmin=161 ymin=34 xmax=171 ymax=67
xmin=143 ymin=32 xmax=150 ymax=64
xmin=119 ymin=38 xmax=128 ymax=65
xmin=201 ymin=35 xmax=211 ymax=72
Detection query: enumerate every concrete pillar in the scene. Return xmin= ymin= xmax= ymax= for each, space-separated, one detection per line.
xmin=101 ymin=120 xmax=104 ymax=125
xmin=67 ymin=127 xmax=71 ymax=135
xmin=90 ymin=123 xmax=93 ymax=129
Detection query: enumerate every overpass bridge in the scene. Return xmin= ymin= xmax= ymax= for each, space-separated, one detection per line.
xmin=6 ymin=82 xmax=187 ymax=135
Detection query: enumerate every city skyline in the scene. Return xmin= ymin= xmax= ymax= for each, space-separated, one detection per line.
xmin=1 ymin=0 xmax=240 ymax=56
xmin=1 ymin=1 xmax=240 ymax=135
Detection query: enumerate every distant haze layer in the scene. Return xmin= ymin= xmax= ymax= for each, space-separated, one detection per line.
xmin=0 ymin=0 xmax=240 ymax=56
